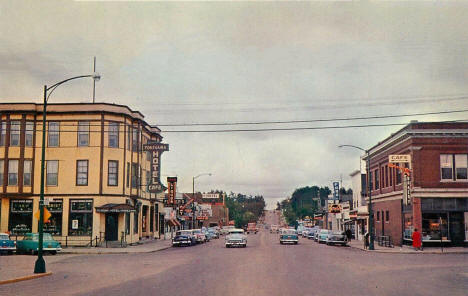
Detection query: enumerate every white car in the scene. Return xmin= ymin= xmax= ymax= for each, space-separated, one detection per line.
xmin=225 ymin=229 xmax=247 ymax=248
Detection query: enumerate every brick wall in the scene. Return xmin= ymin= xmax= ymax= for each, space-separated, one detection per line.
xmin=372 ymin=199 xmax=403 ymax=246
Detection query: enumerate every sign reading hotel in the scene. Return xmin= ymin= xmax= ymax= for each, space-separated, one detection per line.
xmin=167 ymin=177 xmax=177 ymax=205
xmin=143 ymin=142 xmax=169 ymax=193
xmin=202 ymin=193 xmax=219 ymax=199
xmin=389 ymin=154 xmax=411 ymax=163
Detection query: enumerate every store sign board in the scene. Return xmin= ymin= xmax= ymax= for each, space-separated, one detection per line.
xmin=202 ymin=193 xmax=219 ymax=199
xmin=167 ymin=177 xmax=177 ymax=205
xmin=389 ymin=155 xmax=411 ymax=163
xmin=333 ymin=182 xmax=340 ymax=200
xmin=143 ymin=141 xmax=169 ymax=193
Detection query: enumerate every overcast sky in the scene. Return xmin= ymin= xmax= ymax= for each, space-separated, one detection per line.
xmin=2 ymin=1 xmax=468 ymax=209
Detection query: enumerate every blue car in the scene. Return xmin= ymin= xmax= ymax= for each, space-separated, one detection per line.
xmin=0 ymin=233 xmax=16 ymax=255
xmin=318 ymin=229 xmax=330 ymax=244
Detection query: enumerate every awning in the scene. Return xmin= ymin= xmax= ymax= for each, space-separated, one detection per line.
xmin=95 ymin=204 xmax=135 ymax=213
xmin=167 ymin=218 xmax=181 ymax=227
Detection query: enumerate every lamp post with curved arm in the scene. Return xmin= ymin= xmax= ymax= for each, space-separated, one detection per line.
xmin=192 ymin=173 xmax=212 ymax=229
xmin=338 ymin=144 xmax=374 ymax=250
xmin=34 ymin=73 xmax=101 ymax=274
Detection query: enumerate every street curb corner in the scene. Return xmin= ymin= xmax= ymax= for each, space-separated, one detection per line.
xmin=0 ymin=272 xmax=52 ymax=285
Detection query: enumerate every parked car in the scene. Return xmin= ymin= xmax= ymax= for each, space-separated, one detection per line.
xmin=191 ymin=229 xmax=207 ymax=243
xmin=208 ymin=228 xmax=219 ymax=239
xmin=172 ymin=230 xmax=196 ymax=247
xmin=201 ymin=228 xmax=212 ymax=241
xmin=225 ymin=228 xmax=247 ymax=248
xmin=306 ymin=229 xmax=317 ymax=240
xmin=247 ymin=222 xmax=257 ymax=234
xmin=16 ymin=233 xmax=62 ymax=255
xmin=326 ymin=231 xmax=348 ymax=246
xmin=280 ymin=229 xmax=299 ymax=245
xmin=318 ymin=229 xmax=330 ymax=244
xmin=314 ymin=230 xmax=321 ymax=242
xmin=0 ymin=233 xmax=16 ymax=255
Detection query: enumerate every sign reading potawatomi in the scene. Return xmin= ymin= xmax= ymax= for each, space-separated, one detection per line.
xmin=143 ymin=142 xmax=169 ymax=193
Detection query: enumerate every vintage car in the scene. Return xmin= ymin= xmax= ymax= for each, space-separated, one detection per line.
xmin=0 ymin=232 xmax=16 ymax=255
xmin=191 ymin=229 xmax=207 ymax=243
xmin=318 ymin=229 xmax=330 ymax=244
xmin=326 ymin=231 xmax=348 ymax=246
xmin=172 ymin=230 xmax=196 ymax=247
xmin=208 ymin=228 xmax=219 ymax=239
xmin=225 ymin=229 xmax=247 ymax=248
xmin=16 ymin=233 xmax=62 ymax=255
xmin=280 ymin=229 xmax=299 ymax=245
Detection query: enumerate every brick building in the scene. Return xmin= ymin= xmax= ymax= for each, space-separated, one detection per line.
xmin=364 ymin=122 xmax=468 ymax=247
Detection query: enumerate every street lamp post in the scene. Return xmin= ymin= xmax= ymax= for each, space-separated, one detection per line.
xmin=34 ymin=73 xmax=100 ymax=274
xmin=338 ymin=144 xmax=374 ymax=250
xmin=191 ymin=173 xmax=212 ymax=229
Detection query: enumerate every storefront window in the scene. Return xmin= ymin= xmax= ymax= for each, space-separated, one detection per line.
xmin=134 ymin=208 xmax=139 ymax=234
xmin=125 ymin=212 xmax=130 ymax=235
xmin=403 ymin=214 xmax=413 ymax=240
xmin=9 ymin=199 xmax=33 ymax=235
xmin=44 ymin=200 xmax=63 ymax=235
xmin=69 ymin=200 xmax=93 ymax=236
xmin=422 ymin=213 xmax=448 ymax=241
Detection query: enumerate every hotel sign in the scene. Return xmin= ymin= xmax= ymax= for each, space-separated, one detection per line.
xmin=389 ymin=155 xmax=411 ymax=163
xmin=143 ymin=142 xmax=169 ymax=193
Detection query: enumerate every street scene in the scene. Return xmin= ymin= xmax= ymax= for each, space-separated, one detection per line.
xmin=1 ymin=1 xmax=468 ymax=295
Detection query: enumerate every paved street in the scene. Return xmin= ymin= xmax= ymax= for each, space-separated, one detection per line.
xmin=1 ymin=230 xmax=467 ymax=296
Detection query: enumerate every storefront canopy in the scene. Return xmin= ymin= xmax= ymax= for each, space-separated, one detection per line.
xmin=167 ymin=218 xmax=181 ymax=227
xmin=95 ymin=204 xmax=135 ymax=213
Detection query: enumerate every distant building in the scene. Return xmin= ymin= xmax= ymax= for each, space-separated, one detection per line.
xmin=0 ymin=103 xmax=167 ymax=246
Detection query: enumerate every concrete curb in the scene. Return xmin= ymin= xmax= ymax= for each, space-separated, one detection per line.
xmin=0 ymin=272 xmax=52 ymax=285
xmin=348 ymin=244 xmax=468 ymax=254
xmin=60 ymin=245 xmax=172 ymax=255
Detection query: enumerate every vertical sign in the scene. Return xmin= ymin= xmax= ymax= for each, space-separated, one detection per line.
xmin=403 ymin=175 xmax=411 ymax=205
xmin=143 ymin=142 xmax=169 ymax=193
xmin=167 ymin=177 xmax=177 ymax=206
xmin=333 ymin=181 xmax=340 ymax=200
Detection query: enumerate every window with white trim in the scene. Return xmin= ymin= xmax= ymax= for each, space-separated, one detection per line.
xmin=23 ymin=160 xmax=32 ymax=186
xmin=25 ymin=122 xmax=34 ymax=146
xmin=8 ymin=159 xmax=18 ymax=186
xmin=440 ymin=154 xmax=468 ymax=181
xmin=48 ymin=122 xmax=60 ymax=147
xmin=78 ymin=121 xmax=89 ymax=147
xmin=46 ymin=160 xmax=58 ymax=186
xmin=10 ymin=121 xmax=20 ymax=146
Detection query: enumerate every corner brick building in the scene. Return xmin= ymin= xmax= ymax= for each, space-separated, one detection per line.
xmin=364 ymin=122 xmax=468 ymax=247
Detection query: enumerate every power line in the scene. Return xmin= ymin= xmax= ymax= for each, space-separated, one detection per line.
xmin=156 ymin=108 xmax=468 ymax=127
xmin=160 ymin=120 xmax=468 ymax=133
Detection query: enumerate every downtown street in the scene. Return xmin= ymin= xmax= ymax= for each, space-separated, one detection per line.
xmin=1 ymin=227 xmax=467 ymax=296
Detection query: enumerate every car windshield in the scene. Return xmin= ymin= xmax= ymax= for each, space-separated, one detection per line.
xmin=177 ymin=231 xmax=191 ymax=235
xmin=332 ymin=231 xmax=344 ymax=235
xmin=229 ymin=231 xmax=244 ymax=234
xmin=320 ymin=230 xmax=329 ymax=234
xmin=283 ymin=230 xmax=296 ymax=235
xmin=193 ymin=230 xmax=202 ymax=234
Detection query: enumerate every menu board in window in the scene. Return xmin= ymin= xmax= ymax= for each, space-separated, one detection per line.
xmin=47 ymin=201 xmax=63 ymax=213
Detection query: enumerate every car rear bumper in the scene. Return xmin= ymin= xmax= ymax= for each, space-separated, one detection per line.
xmin=0 ymin=247 xmax=16 ymax=251
xmin=280 ymin=240 xmax=298 ymax=243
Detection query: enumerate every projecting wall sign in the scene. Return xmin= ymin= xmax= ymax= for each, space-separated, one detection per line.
xmin=143 ymin=142 xmax=169 ymax=193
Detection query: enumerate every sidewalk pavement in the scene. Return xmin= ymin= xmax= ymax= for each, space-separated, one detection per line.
xmin=61 ymin=237 xmax=173 ymax=254
xmin=1 ymin=237 xmax=173 ymax=285
xmin=348 ymin=239 xmax=468 ymax=254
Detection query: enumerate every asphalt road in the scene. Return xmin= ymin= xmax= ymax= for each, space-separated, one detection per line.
xmin=1 ymin=231 xmax=467 ymax=296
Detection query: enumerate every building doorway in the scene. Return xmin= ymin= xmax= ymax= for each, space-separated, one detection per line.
xmin=105 ymin=213 xmax=119 ymax=241
xmin=450 ymin=212 xmax=464 ymax=246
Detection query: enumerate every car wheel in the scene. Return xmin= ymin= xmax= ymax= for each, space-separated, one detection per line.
xmin=50 ymin=251 xmax=57 ymax=255
xmin=280 ymin=241 xmax=283 ymax=245
xmin=294 ymin=242 xmax=298 ymax=245
xmin=243 ymin=244 xmax=246 ymax=248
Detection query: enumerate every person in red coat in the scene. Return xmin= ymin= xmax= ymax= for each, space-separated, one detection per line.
xmin=412 ymin=228 xmax=422 ymax=251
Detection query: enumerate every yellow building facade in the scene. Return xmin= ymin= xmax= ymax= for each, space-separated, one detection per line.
xmin=0 ymin=103 xmax=166 ymax=246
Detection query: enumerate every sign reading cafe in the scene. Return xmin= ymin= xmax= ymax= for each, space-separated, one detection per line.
xmin=143 ymin=142 xmax=169 ymax=193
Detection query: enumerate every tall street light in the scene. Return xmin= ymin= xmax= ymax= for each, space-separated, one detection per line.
xmin=192 ymin=173 xmax=212 ymax=229
xmin=34 ymin=73 xmax=101 ymax=274
xmin=338 ymin=144 xmax=374 ymax=250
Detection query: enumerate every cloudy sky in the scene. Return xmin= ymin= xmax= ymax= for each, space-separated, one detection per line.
xmin=2 ymin=1 xmax=468 ymax=209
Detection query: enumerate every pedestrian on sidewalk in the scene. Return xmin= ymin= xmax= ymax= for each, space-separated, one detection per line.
xmin=412 ymin=228 xmax=422 ymax=251
xmin=364 ymin=232 xmax=369 ymax=250
xmin=345 ymin=229 xmax=352 ymax=242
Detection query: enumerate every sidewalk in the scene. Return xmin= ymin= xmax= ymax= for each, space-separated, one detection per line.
xmin=348 ymin=239 xmax=468 ymax=254
xmin=61 ymin=237 xmax=173 ymax=254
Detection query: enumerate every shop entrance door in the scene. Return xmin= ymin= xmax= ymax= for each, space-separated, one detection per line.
xmin=105 ymin=213 xmax=119 ymax=241
xmin=449 ymin=212 xmax=464 ymax=246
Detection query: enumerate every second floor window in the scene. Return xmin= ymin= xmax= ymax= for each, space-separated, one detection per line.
xmin=131 ymin=163 xmax=139 ymax=188
xmin=8 ymin=159 xmax=18 ymax=186
xmin=0 ymin=122 xmax=5 ymax=146
xmin=76 ymin=160 xmax=89 ymax=186
xmin=374 ymin=169 xmax=379 ymax=190
xmin=108 ymin=122 xmax=119 ymax=148
xmin=0 ymin=160 xmax=3 ymax=186
xmin=23 ymin=160 xmax=32 ymax=186
xmin=48 ymin=122 xmax=60 ymax=147
xmin=455 ymin=154 xmax=467 ymax=180
xmin=78 ymin=122 xmax=89 ymax=147
xmin=10 ymin=121 xmax=20 ymax=146
xmin=108 ymin=160 xmax=118 ymax=186
xmin=25 ymin=122 xmax=34 ymax=146
xmin=46 ymin=160 xmax=58 ymax=186
xmin=132 ymin=128 xmax=139 ymax=151
xmin=440 ymin=154 xmax=467 ymax=181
